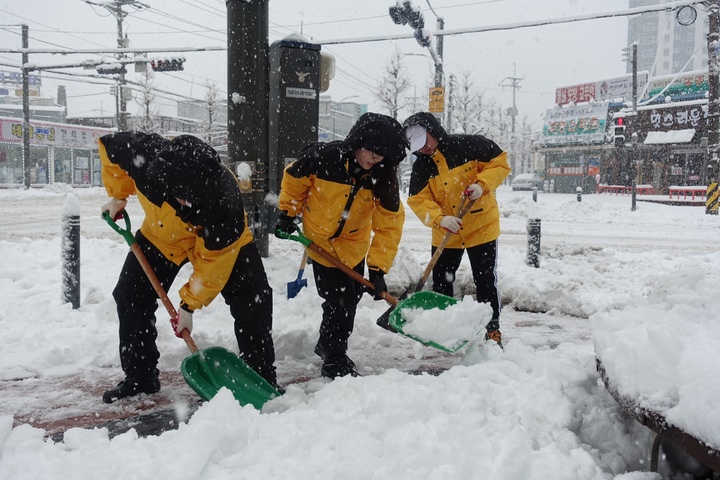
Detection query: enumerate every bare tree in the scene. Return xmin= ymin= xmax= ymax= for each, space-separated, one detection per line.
xmin=514 ymin=117 xmax=537 ymax=174
xmin=451 ymin=71 xmax=488 ymax=135
xmin=202 ymin=81 xmax=222 ymax=145
xmin=136 ymin=68 xmax=159 ymax=134
xmin=376 ymin=49 xmax=412 ymax=120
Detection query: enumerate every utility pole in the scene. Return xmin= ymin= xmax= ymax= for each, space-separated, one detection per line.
xmin=501 ymin=65 xmax=522 ymax=173
xmin=622 ymin=43 xmax=638 ymax=113
xmin=447 ymin=74 xmax=456 ymax=133
xmin=706 ymin=0 xmax=720 ymax=215
xmin=430 ymin=16 xmax=444 ymax=126
xmin=88 ymin=0 xmax=145 ymax=131
xmin=632 ymin=43 xmax=638 ymax=115
xmin=22 ymin=24 xmax=30 ymax=189
xmin=434 ymin=17 xmax=444 ymax=91
xmin=622 ymin=42 xmax=639 ymax=211
xmin=109 ymin=1 xmax=131 ymax=130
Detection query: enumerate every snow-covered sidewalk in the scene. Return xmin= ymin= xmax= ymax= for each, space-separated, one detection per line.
xmin=1 ymin=185 xmax=718 ymax=480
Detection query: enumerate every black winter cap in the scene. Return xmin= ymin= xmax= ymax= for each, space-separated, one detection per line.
xmin=343 ymin=112 xmax=407 ymax=165
xmin=146 ymin=135 xmax=225 ymax=207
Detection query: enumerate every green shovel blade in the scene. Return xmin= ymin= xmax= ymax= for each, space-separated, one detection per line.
xmin=181 ymin=346 xmax=281 ymax=409
xmin=388 ymin=291 xmax=469 ymax=353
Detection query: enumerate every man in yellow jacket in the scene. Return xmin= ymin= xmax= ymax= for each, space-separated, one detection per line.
xmin=275 ymin=113 xmax=406 ymax=378
xmin=99 ymin=132 xmax=277 ymax=402
xmin=404 ymin=112 xmax=511 ymax=347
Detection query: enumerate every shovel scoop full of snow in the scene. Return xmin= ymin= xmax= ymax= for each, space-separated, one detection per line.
xmin=389 ymin=293 xmax=493 ymax=353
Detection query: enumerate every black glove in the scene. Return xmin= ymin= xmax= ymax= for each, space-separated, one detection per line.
xmin=366 ymin=268 xmax=387 ymax=301
xmin=274 ymin=213 xmax=297 ymax=239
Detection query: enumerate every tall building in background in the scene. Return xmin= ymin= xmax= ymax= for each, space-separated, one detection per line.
xmin=627 ymin=0 xmax=708 ymax=77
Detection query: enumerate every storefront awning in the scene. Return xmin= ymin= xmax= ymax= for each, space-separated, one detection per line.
xmin=644 ymin=128 xmax=696 ymax=144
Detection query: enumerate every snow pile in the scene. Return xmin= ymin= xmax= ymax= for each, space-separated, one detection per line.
xmin=399 ymin=295 xmax=492 ymax=349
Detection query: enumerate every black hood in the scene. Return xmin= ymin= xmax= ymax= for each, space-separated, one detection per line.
xmin=342 ymin=112 xmax=407 ymax=165
xmin=403 ymin=112 xmax=447 ymax=142
xmin=100 ymin=131 xmax=168 ymax=172
xmin=145 ymin=135 xmax=225 ymax=207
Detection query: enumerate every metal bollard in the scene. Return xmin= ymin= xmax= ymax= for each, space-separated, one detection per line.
xmin=532 ymin=186 xmax=538 ymax=203
xmin=576 ymin=186 xmax=582 ymax=202
xmin=61 ymin=194 xmax=81 ymax=309
xmin=526 ymin=218 xmax=541 ymax=268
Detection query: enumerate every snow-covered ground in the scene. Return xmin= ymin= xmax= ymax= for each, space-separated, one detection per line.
xmin=0 ymin=184 xmax=718 ymax=480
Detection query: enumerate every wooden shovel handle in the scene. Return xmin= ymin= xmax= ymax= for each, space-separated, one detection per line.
xmin=306 ymin=242 xmax=399 ymax=306
xmin=413 ymin=196 xmax=477 ymax=293
xmin=130 ymin=243 xmax=199 ymax=353
xmin=298 ymin=248 xmax=309 ymax=271
xmin=104 ymin=210 xmax=198 ymax=353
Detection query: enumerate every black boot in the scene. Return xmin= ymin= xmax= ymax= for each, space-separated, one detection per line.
xmin=102 ymin=371 xmax=161 ymax=404
xmin=320 ymin=355 xmax=361 ymax=379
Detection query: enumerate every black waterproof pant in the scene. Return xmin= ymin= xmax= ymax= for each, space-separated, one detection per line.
xmin=112 ymin=231 xmax=277 ymax=384
xmin=311 ymin=260 xmax=365 ymax=361
xmin=431 ymin=239 xmax=501 ymax=326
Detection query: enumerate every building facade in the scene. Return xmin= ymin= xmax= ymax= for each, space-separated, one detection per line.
xmin=0 ymin=116 xmax=112 ymax=186
xmin=628 ymin=0 xmax=708 ymax=77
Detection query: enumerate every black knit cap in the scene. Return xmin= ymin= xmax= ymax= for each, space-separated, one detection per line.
xmin=343 ymin=112 xmax=407 ymax=165
xmin=145 ymin=135 xmax=224 ymax=207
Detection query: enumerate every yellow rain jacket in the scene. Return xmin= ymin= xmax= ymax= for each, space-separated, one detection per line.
xmin=405 ymin=112 xmax=511 ymax=249
xmin=278 ymin=113 xmax=406 ymax=274
xmin=99 ymin=133 xmax=253 ymax=311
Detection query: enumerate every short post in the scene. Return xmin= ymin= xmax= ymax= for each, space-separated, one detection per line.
xmin=532 ymin=186 xmax=538 ymax=203
xmin=526 ymin=218 xmax=541 ymax=268
xmin=576 ymin=186 xmax=582 ymax=202
xmin=61 ymin=194 xmax=81 ymax=309
xmin=631 ymin=132 xmax=638 ymax=212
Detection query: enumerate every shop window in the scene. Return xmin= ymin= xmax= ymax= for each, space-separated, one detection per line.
xmin=54 ymin=148 xmax=72 ymax=184
xmin=73 ymin=149 xmax=92 ymax=185
xmin=91 ymin=152 xmax=102 ymax=186
xmin=30 ymin=145 xmax=49 ymax=185
xmin=0 ymin=143 xmax=23 ymax=185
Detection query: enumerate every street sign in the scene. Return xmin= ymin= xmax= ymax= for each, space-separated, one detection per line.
xmin=429 ymin=86 xmax=445 ymax=113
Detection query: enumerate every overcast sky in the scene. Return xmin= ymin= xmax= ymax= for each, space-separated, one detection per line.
xmin=0 ymin=0 xmax=632 ymax=129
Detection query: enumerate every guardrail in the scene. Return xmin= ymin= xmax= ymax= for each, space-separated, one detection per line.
xmin=669 ymin=186 xmax=707 ymax=201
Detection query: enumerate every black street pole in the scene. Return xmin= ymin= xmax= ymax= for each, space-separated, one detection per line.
xmin=227 ymin=0 xmax=270 ymax=256
xmin=22 ymin=25 xmax=30 ymax=189
xmin=632 ymin=43 xmax=638 ymax=115
xmin=706 ymin=1 xmax=720 ymax=214
xmin=631 ymin=44 xmax=638 ymax=211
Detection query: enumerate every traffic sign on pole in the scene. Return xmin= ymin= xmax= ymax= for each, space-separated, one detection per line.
xmin=428 ymin=86 xmax=444 ymax=113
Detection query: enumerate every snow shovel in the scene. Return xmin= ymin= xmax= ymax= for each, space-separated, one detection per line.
xmin=275 ymin=228 xmax=463 ymax=352
xmin=287 ymin=249 xmax=309 ymax=298
xmin=376 ymin=196 xmax=477 ymax=333
xmin=103 ymin=211 xmax=281 ymax=409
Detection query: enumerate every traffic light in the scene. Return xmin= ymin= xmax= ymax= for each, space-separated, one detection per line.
xmin=613 ymin=117 xmax=626 ymax=147
xmin=96 ymin=63 xmax=127 ymax=75
xmin=389 ymin=1 xmax=431 ymax=48
xmin=150 ymin=57 xmax=185 ymax=72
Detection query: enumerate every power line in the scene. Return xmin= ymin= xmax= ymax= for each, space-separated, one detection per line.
xmin=0 ymin=6 xmax=110 ymax=50
xmin=316 ymin=0 xmax=707 ymax=44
